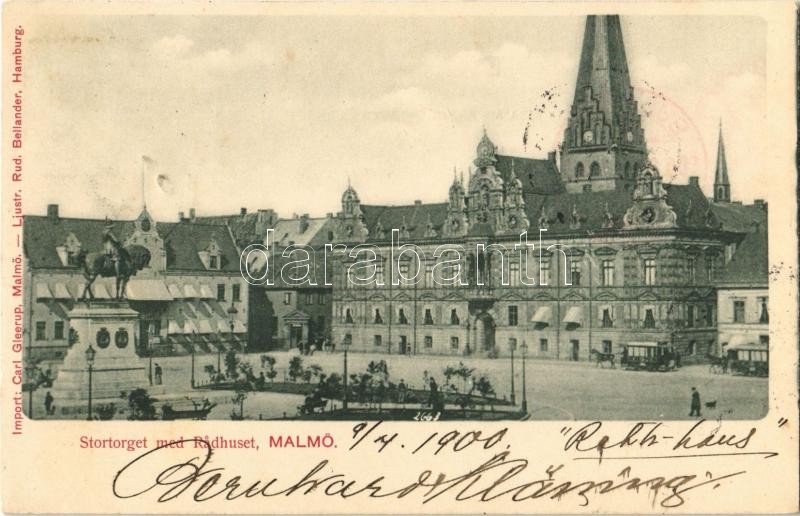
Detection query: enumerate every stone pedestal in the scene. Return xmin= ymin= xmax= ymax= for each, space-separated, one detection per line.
xmin=51 ymin=301 xmax=149 ymax=401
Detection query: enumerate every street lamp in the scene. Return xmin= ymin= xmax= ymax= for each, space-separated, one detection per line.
xmin=508 ymin=339 xmax=516 ymax=405
xmin=520 ymin=340 xmax=528 ymax=413
xmin=85 ymin=345 xmax=96 ymax=421
xmin=190 ymin=341 xmax=196 ymax=388
xmin=226 ymin=302 xmax=239 ymax=371
xmin=148 ymin=331 xmax=153 ymax=386
xmin=342 ymin=336 xmax=351 ymax=410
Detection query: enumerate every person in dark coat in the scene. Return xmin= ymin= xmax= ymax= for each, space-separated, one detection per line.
xmin=689 ymin=387 xmax=701 ymax=417
xmin=44 ymin=391 xmax=54 ymax=415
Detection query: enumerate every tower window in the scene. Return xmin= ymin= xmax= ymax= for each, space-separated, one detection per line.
xmin=589 ymin=162 xmax=601 ymax=178
xmin=643 ymin=258 xmax=656 ymax=286
xmin=575 ymin=162 xmax=585 ymax=178
xmin=624 ymin=162 xmax=632 ymax=179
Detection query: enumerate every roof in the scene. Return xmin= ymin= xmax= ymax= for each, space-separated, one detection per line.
xmin=495 ymin=154 xmax=565 ymax=195
xmin=716 ymin=227 xmax=768 ymax=286
xmin=709 ymin=202 xmax=767 ymax=233
xmin=195 ymin=209 xmax=278 ymax=248
xmin=23 ymin=215 xmax=241 ymax=272
xmin=361 ymin=203 xmax=449 ymax=242
xmin=270 ymin=217 xmax=336 ymax=248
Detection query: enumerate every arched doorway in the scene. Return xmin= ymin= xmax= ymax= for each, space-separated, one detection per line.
xmin=474 ymin=312 xmax=495 ymax=352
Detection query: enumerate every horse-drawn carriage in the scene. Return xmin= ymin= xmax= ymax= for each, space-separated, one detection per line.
xmin=620 ymin=341 xmax=678 ymax=372
xmin=726 ymin=342 xmax=769 ymax=377
xmin=161 ymin=398 xmax=216 ymax=420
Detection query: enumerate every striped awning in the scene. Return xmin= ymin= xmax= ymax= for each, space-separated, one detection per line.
xmin=35 ymin=283 xmax=53 ymax=299
xmin=199 ymin=284 xmax=215 ymax=299
xmin=184 ymin=284 xmax=199 ymax=298
xmin=531 ymin=306 xmax=552 ymax=325
xmin=183 ymin=319 xmax=199 ymax=334
xmin=197 ymin=319 xmax=214 ymax=334
xmin=167 ymin=284 xmax=184 ymax=298
xmin=232 ymin=320 xmax=247 ymax=333
xmin=126 ymin=280 xmax=173 ymax=301
xmin=167 ymin=320 xmax=182 ymax=334
xmin=52 ymin=283 xmax=72 ymax=299
xmin=727 ymin=334 xmax=754 ymax=349
xmin=563 ymin=306 xmax=583 ymax=326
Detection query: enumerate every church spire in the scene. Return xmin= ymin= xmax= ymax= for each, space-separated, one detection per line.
xmin=713 ymin=121 xmax=730 ymax=203
xmin=561 ymin=15 xmax=647 ymax=193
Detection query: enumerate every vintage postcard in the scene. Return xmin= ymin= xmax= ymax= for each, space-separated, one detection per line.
xmin=2 ymin=0 xmax=798 ymax=513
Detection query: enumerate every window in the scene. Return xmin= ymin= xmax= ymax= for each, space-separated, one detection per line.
xmin=643 ymin=258 xmax=656 ymax=286
xmin=424 ymin=309 xmax=434 ymax=325
xmin=374 ymin=335 xmax=382 ymax=347
xmin=398 ymin=309 xmax=409 ymax=325
xmin=375 ymin=262 xmax=384 ymax=286
xmin=733 ymin=300 xmax=745 ymax=323
xmin=687 ymin=306 xmax=695 ymax=328
xmin=424 ymin=336 xmax=433 ymax=348
xmin=424 ymin=264 xmax=434 ymax=288
xmin=575 ymin=162 xmax=584 ymax=178
xmin=601 ymin=308 xmax=613 ymax=328
xmin=540 ymin=261 xmax=551 ymax=286
xmin=759 ymin=335 xmax=769 ymax=346
xmin=687 ymin=257 xmax=696 ymax=284
xmin=509 ymin=262 xmax=520 ymax=287
xmin=570 ymin=260 xmax=581 ymax=285
xmin=305 ymin=293 xmax=313 ymax=305
xmin=209 ymin=255 xmax=218 ymax=269
xmin=687 ymin=340 xmax=696 ymax=355
xmin=374 ymin=309 xmax=384 ymax=324
xmin=344 ymin=308 xmax=354 ymax=324
xmin=54 ymin=321 xmax=65 ymax=340
xmin=217 ymin=284 xmax=226 ymax=301
xmin=602 ymin=340 xmax=612 ymax=354
xmin=601 ymin=260 xmax=615 ymax=286
xmin=327 ymin=231 xmax=334 ymax=241
xmin=450 ymin=337 xmax=459 ymax=350
xmin=706 ymin=257 xmax=715 ymax=282
xmin=508 ymin=305 xmax=518 ymax=326
xmin=539 ymin=338 xmax=548 ymax=352
xmin=759 ymin=297 xmax=769 ymax=323
xmin=399 ymin=262 xmax=410 ymax=287
xmin=643 ymin=309 xmax=656 ymax=329
xmin=232 ymin=284 xmax=241 ymax=302
xmin=283 ymin=292 xmax=291 ymax=305
xmin=705 ymin=304 xmax=714 ymax=327
xmin=35 ymin=321 xmax=46 ymax=341
xmin=589 ymin=162 xmax=601 ymax=177
xmin=450 ymin=309 xmax=460 ymax=325
xmin=318 ymin=293 xmax=325 ymax=305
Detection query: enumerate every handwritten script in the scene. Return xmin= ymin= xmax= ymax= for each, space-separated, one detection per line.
xmin=112 ymin=420 xmax=776 ymax=508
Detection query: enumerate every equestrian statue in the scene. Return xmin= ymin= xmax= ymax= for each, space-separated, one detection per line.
xmin=77 ymin=220 xmax=151 ymax=300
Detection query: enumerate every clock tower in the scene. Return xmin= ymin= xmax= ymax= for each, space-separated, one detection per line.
xmin=561 ymin=15 xmax=648 ymax=193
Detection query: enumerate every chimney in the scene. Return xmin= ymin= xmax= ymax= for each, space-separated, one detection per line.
xmin=414 ymin=200 xmax=422 ymax=206
xmin=326 ymin=212 xmax=333 ymax=219
xmin=178 ymin=211 xmax=185 ymax=221
xmin=189 ymin=208 xmax=196 ymax=221
xmin=299 ymin=213 xmax=310 ymax=233
xmin=688 ymin=176 xmax=699 ymax=188
xmin=46 ymin=204 xmax=59 ymax=221
xmin=240 ymin=207 xmax=247 ymax=216
xmin=753 ymin=199 xmax=765 ymax=208
xmin=547 ymin=151 xmax=556 ymax=163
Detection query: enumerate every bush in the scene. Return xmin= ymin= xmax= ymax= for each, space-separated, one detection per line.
xmin=486 ymin=347 xmax=499 ymax=359
xmin=288 ymin=356 xmax=304 ymax=382
xmin=127 ymin=388 xmax=158 ymax=420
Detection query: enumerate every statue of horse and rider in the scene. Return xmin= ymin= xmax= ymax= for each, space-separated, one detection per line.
xmin=76 ymin=222 xmax=151 ymax=300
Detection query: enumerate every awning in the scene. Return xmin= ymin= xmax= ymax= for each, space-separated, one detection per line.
xmin=531 ymin=306 xmax=552 ymax=325
xmin=167 ymin=284 xmax=184 ymax=298
xmin=217 ymin=319 xmax=229 ymax=333
xmin=199 ymin=284 xmax=215 ymax=299
xmin=35 ymin=283 xmax=53 ymax=299
xmin=167 ymin=320 xmax=183 ymax=334
xmin=181 ymin=302 xmax=198 ymax=318
xmin=197 ymin=319 xmax=214 ymax=334
xmin=184 ymin=284 xmax=199 ymax=298
xmin=727 ymin=335 xmax=762 ymax=350
xmin=563 ymin=306 xmax=583 ymax=326
xmin=232 ymin=320 xmax=247 ymax=333
xmin=627 ymin=341 xmax=659 ymax=347
xmin=52 ymin=283 xmax=72 ymax=299
xmin=183 ymin=319 xmax=199 ymax=334
xmin=126 ymin=280 xmax=173 ymax=301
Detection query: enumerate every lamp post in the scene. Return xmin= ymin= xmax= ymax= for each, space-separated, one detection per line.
xmin=148 ymin=333 xmax=153 ymax=386
xmin=226 ymin=301 xmax=238 ymax=372
xmin=190 ymin=342 xmax=196 ymax=388
xmin=85 ymin=345 xmax=96 ymax=421
xmin=520 ymin=340 xmax=528 ymax=413
xmin=342 ymin=337 xmax=351 ymax=411
xmin=509 ymin=339 xmax=516 ymax=405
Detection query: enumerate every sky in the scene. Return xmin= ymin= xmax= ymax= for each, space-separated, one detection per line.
xmin=22 ymin=14 xmax=767 ymax=221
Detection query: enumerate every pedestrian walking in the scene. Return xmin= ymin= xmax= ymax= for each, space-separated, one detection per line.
xmin=689 ymin=386 xmax=701 ymax=417
xmin=44 ymin=391 xmax=54 ymax=415
xmin=154 ymin=363 xmax=163 ymax=385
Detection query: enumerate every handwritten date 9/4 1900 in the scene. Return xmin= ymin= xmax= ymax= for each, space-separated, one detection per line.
xmin=112 ymin=420 xmax=776 ymax=509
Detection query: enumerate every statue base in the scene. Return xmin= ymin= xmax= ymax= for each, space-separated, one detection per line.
xmin=51 ymin=301 xmax=150 ymax=401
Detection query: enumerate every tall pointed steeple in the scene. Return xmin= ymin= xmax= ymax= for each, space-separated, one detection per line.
xmin=713 ymin=121 xmax=731 ymax=203
xmin=561 ymin=15 xmax=647 ymax=193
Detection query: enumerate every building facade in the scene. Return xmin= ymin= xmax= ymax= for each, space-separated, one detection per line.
xmin=325 ymin=15 xmax=764 ymax=362
xmin=23 ymin=204 xmax=250 ymax=361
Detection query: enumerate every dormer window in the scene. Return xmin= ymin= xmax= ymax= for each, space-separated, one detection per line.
xmin=209 ymin=255 xmax=218 ymax=269
xmin=199 ymin=238 xmax=223 ymax=270
xmin=57 ymin=232 xmax=82 ymax=267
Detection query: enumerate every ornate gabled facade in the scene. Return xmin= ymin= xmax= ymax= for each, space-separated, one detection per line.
xmin=326 ymin=14 xmax=761 ymax=363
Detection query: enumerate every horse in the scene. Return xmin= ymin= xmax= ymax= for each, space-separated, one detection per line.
xmin=708 ymin=355 xmax=728 ymax=374
xmin=590 ymin=349 xmax=616 ymax=369
xmin=76 ymin=245 xmax=150 ymax=300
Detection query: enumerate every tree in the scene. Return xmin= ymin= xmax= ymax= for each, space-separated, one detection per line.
xmin=260 ymin=354 xmax=276 ymax=370
xmin=203 ymin=364 xmax=217 ymax=383
xmin=307 ymin=364 xmax=323 ymax=384
xmin=443 ymin=362 xmax=474 ymax=393
xmin=288 ymin=356 xmax=304 ymax=382
xmin=230 ymin=380 xmax=249 ymax=420
xmin=127 ymin=388 xmax=157 ymax=420
xmin=474 ymin=376 xmax=495 ymax=398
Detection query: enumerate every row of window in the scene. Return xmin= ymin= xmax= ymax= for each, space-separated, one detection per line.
xmin=216 ymin=283 xmax=241 ymax=302
xmin=282 ymin=292 xmax=327 ymax=305
xmin=732 ymin=298 xmax=769 ymax=324
xmin=35 ymin=321 xmax=65 ymax=341
xmin=341 ymin=257 xmax=715 ymax=288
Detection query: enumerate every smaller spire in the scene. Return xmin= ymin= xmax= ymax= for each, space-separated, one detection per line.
xmin=713 ymin=120 xmax=731 ymax=202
